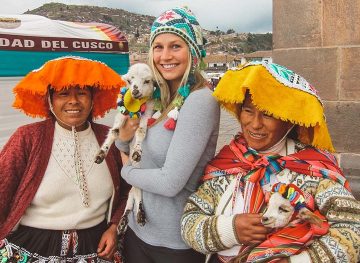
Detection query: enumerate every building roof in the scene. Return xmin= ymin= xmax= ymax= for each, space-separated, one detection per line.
xmin=203 ymin=54 xmax=236 ymax=63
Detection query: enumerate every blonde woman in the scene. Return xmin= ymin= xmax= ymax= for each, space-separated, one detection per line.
xmin=116 ymin=6 xmax=220 ymax=263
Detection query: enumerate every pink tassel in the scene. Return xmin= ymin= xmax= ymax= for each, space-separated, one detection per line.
xmin=147 ymin=118 xmax=156 ymax=127
xmin=164 ymin=118 xmax=176 ymax=130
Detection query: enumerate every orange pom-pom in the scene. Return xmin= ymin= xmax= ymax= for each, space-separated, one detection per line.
xmin=279 ymin=184 xmax=286 ymax=195
xmin=164 ymin=118 xmax=176 ymax=130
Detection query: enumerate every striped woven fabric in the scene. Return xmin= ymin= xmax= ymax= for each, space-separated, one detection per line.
xmin=202 ymin=133 xmax=349 ymax=262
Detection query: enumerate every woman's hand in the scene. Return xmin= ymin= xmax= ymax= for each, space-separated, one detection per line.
xmin=120 ymin=151 xmax=130 ymax=165
xmin=234 ymin=213 xmax=270 ymax=246
xmin=118 ymin=116 xmax=140 ymax=142
xmin=97 ymin=223 xmax=118 ymax=260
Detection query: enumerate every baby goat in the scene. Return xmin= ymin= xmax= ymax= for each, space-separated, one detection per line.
xmin=230 ymin=183 xmax=324 ymax=263
xmin=261 ymin=183 xmax=322 ymax=228
xmin=95 ymin=62 xmax=155 ymax=165
xmin=95 ymin=63 xmax=156 ymax=229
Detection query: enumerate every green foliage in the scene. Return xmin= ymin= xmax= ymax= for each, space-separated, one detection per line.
xmin=103 ymin=14 xmax=113 ymax=22
xmin=245 ymin=33 xmax=272 ymax=51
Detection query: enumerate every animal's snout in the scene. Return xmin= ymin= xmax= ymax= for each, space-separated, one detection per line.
xmin=132 ymin=89 xmax=140 ymax=97
xmin=261 ymin=216 xmax=271 ymax=225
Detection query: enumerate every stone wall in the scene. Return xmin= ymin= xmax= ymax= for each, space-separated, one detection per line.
xmin=273 ymin=0 xmax=360 ymax=198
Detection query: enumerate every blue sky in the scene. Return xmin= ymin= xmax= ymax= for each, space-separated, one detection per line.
xmin=0 ymin=0 xmax=272 ymax=33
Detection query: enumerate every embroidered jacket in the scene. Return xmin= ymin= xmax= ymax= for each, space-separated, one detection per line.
xmin=0 ymin=119 xmax=130 ymax=239
xmin=181 ymin=139 xmax=360 ymax=263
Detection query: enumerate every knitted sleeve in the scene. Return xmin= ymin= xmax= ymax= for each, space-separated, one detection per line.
xmin=115 ymin=139 xmax=130 ymax=154
xmin=306 ymin=179 xmax=360 ymax=263
xmin=181 ymin=176 xmax=239 ymax=254
xmin=121 ymin=88 xmax=220 ymax=196
xmin=0 ymin=126 xmax=29 ymax=225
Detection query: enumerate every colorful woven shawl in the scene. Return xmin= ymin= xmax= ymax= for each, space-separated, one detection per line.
xmin=203 ymin=133 xmax=349 ymax=262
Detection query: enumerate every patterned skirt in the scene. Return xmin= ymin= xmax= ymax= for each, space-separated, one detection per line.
xmin=0 ymin=221 xmax=121 ymax=263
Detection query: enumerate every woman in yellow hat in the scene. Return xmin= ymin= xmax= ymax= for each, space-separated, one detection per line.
xmin=0 ymin=56 xmax=130 ymax=262
xmin=181 ymin=61 xmax=360 ymax=263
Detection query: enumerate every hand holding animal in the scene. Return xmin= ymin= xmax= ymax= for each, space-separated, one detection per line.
xmin=230 ymin=182 xmax=327 ymax=263
xmin=261 ymin=183 xmax=323 ymax=229
xmin=95 ymin=63 xmax=158 ymax=231
xmin=95 ymin=63 xmax=156 ymax=165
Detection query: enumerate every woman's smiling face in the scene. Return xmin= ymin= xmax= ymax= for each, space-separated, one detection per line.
xmin=51 ymin=87 xmax=92 ymax=131
xmin=152 ymin=33 xmax=190 ymax=92
xmin=239 ymin=95 xmax=292 ymax=151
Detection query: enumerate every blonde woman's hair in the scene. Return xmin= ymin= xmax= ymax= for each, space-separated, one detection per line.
xmin=148 ymin=42 xmax=207 ymax=122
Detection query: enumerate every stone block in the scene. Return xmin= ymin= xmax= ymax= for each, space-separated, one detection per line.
xmin=339 ymin=47 xmax=360 ymax=100
xmin=273 ymin=0 xmax=322 ymax=49
xmin=324 ymin=101 xmax=360 ymax=153
xmin=323 ymin=0 xmax=360 ymax=46
xmin=273 ymin=48 xmax=338 ymax=100
xmin=217 ymin=110 xmax=240 ymax=153
xmin=338 ymin=153 xmax=360 ymax=200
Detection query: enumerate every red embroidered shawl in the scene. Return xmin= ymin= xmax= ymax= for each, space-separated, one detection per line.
xmin=203 ymin=134 xmax=349 ymax=262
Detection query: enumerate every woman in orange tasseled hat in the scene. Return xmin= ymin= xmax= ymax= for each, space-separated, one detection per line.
xmin=0 ymin=56 xmax=131 ymax=263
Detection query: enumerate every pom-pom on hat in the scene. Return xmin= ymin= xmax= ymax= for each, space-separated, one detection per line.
xmin=150 ymin=6 xmax=206 ymax=68
xmin=13 ymin=56 xmax=126 ymax=119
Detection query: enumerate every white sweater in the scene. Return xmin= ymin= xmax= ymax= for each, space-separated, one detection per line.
xmin=20 ymin=123 xmax=113 ymax=230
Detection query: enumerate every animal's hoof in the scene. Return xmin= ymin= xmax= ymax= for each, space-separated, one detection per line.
xmin=132 ymin=151 xmax=142 ymax=162
xmin=137 ymin=202 xmax=146 ymax=226
xmin=94 ymin=151 xmax=106 ymax=164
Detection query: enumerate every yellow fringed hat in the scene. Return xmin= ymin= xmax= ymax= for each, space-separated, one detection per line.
xmin=213 ymin=61 xmax=335 ymax=152
xmin=13 ymin=56 xmax=127 ymax=119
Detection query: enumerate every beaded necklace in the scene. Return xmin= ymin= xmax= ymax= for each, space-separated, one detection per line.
xmin=72 ymin=126 xmax=89 ymax=207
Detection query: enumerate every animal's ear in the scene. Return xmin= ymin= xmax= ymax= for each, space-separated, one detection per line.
xmin=297 ymin=208 xmax=323 ymax=227
xmin=122 ymin=73 xmax=130 ymax=85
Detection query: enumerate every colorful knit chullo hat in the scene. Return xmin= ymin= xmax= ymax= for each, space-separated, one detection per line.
xmin=13 ymin=56 xmax=126 ymax=119
xmin=213 ymin=61 xmax=335 ymax=152
xmin=150 ymin=6 xmax=206 ymax=69
xmin=148 ymin=7 xmax=207 ymax=130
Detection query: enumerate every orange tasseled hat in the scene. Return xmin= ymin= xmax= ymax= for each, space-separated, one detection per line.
xmin=13 ymin=56 xmax=126 ymax=119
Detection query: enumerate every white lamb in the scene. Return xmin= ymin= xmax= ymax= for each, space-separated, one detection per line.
xmin=230 ymin=183 xmax=323 ymax=263
xmin=94 ymin=63 xmax=157 ymax=229
xmin=95 ymin=62 xmax=155 ymax=166
xmin=261 ymin=192 xmax=322 ymax=229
